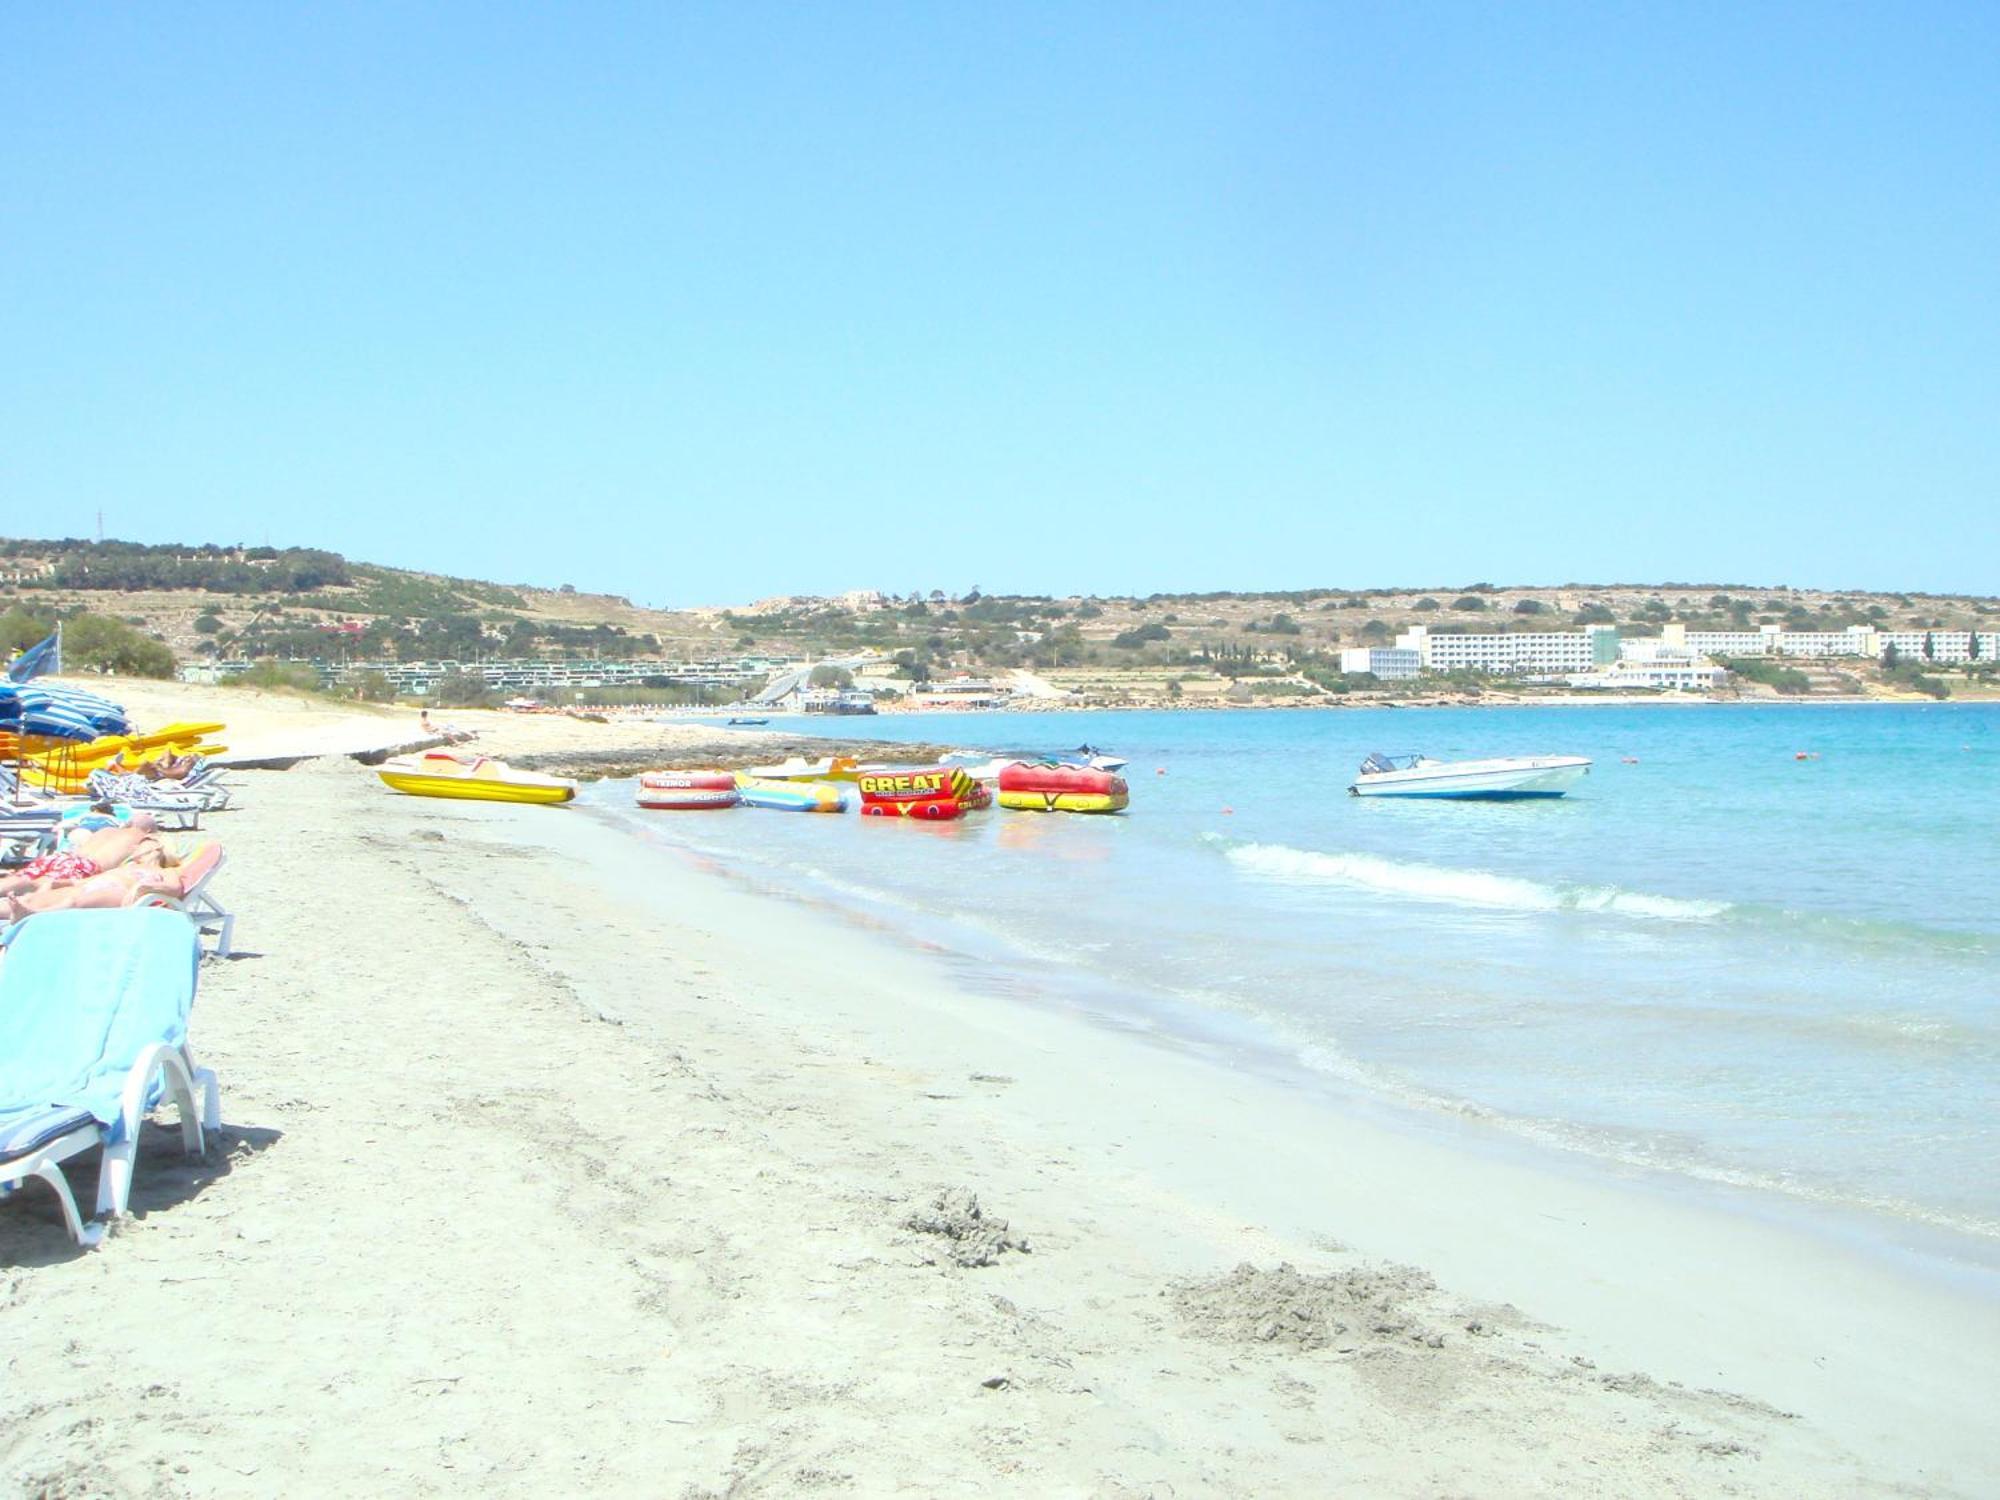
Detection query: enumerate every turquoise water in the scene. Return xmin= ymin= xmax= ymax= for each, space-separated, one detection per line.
xmin=597 ymin=704 xmax=2000 ymax=1243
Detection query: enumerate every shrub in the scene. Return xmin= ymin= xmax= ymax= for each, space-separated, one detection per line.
xmin=232 ymin=659 xmax=323 ymax=692
xmin=61 ymin=614 xmax=177 ymax=678
xmin=1112 ymin=622 xmax=1171 ymax=648
xmin=0 ymin=606 xmax=56 ymax=656
xmin=1722 ymin=657 xmax=1810 ymax=695
xmin=1512 ymin=599 xmax=1546 ymax=615
xmin=1884 ymin=662 xmax=1951 ymax=699
xmin=1450 ymin=596 xmax=1488 ymax=612
xmin=193 ymin=613 xmax=224 ymax=634
xmin=343 ymin=669 xmax=398 ymax=702
xmin=429 ymin=671 xmax=502 ymax=709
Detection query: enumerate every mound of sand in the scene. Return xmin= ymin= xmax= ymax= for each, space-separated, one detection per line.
xmin=1170 ymin=1260 xmax=1445 ymax=1352
xmin=902 ymin=1188 xmax=1028 ymax=1268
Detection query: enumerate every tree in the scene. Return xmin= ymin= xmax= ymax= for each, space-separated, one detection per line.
xmin=1450 ymin=596 xmax=1489 ymax=612
xmin=345 ymin=669 xmax=397 ymax=702
xmin=1512 ymin=599 xmax=1546 ymax=615
xmin=234 ymin=659 xmax=322 ymax=691
xmin=62 ymin=614 xmax=176 ymax=677
xmin=1883 ymin=642 xmax=1900 ymax=668
xmin=1971 ymin=632 xmax=1983 ymax=661
xmin=808 ymin=664 xmax=854 ymax=688
xmin=429 ymin=671 xmax=501 ymax=708
xmin=1923 ymin=632 xmax=1936 ymax=661
xmin=0 ymin=606 xmax=55 ymax=656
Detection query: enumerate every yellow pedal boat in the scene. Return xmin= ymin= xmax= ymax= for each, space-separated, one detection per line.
xmin=376 ymin=752 xmax=576 ymax=806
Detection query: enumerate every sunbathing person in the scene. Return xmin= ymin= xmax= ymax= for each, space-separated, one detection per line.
xmin=0 ymin=816 xmax=167 ymax=901
xmin=1 ymin=832 xmax=200 ymax=920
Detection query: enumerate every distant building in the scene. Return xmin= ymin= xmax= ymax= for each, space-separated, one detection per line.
xmin=1668 ymin=623 xmax=1998 ymax=662
xmin=1338 ymin=647 xmax=1421 ymax=681
xmin=1395 ymin=625 xmax=1618 ymax=675
xmin=1875 ymin=630 xmax=1997 ymax=663
xmin=1566 ymin=639 xmax=1728 ymax=691
xmin=912 ymin=676 xmax=1011 ymax=708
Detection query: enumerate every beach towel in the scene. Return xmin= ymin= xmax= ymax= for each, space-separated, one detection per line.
xmin=0 ymin=909 xmax=201 ymax=1140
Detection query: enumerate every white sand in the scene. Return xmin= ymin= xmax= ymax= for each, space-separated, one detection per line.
xmin=4 ymin=753 xmax=1998 ymax=1496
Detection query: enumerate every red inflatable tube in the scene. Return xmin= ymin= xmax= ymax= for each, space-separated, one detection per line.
xmin=640 ymin=770 xmax=736 ymax=791
xmin=997 ymin=763 xmax=1128 ymax=797
xmin=860 ymin=797 xmax=966 ymax=821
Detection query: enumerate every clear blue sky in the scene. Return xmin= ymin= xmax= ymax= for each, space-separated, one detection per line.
xmin=4 ymin=4 xmax=1995 ymax=605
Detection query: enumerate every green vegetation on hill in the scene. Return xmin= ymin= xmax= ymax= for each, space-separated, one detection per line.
xmin=2 ymin=538 xmax=350 ymax=594
xmin=0 ymin=603 xmax=176 ymax=677
xmin=5 ymin=535 xmax=1997 ymax=705
xmin=1720 ymin=657 xmax=1811 ymax=694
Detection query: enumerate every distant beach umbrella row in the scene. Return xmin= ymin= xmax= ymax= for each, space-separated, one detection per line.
xmin=0 ymin=682 xmax=133 ymax=741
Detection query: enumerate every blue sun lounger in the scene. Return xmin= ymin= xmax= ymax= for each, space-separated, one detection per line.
xmin=0 ymin=909 xmax=221 ymax=1247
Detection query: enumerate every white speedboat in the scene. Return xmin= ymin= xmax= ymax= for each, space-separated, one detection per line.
xmin=1349 ymin=752 xmax=1591 ymax=799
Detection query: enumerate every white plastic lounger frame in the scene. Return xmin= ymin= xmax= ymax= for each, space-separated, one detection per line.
xmin=95 ymin=1042 xmax=220 ymax=1221
xmin=140 ymin=850 xmax=235 ymax=958
xmin=1 ymin=1113 xmax=107 ymax=1248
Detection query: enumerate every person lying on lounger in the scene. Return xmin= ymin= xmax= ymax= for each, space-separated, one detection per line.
xmin=0 ymin=816 xmax=188 ymax=919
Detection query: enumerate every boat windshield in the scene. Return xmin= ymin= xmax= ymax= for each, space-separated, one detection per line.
xmin=1359 ymin=752 xmax=1403 ymax=775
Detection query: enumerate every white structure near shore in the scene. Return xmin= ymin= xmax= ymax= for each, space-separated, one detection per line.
xmin=1384 ymin=622 xmax=1998 ymax=681
xmin=1394 ymin=625 xmax=1621 ymax=675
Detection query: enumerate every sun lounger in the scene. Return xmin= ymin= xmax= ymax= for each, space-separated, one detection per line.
xmin=86 ymin=770 xmax=220 ymax=822
xmin=0 ymin=909 xmax=219 ymax=1246
xmin=0 ymin=1105 xmax=108 ymax=1246
xmin=1 ymin=806 xmax=61 ymax=867
xmin=136 ymin=843 xmax=235 ymax=958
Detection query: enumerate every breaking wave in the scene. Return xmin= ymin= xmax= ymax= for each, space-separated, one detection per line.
xmin=1214 ymin=838 xmax=1732 ymax=922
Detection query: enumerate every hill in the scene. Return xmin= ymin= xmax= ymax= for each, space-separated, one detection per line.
xmin=3 ymin=537 xmax=1996 ymax=703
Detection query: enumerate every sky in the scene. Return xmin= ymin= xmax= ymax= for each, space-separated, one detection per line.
xmin=3 ymin=4 xmax=1996 ymax=606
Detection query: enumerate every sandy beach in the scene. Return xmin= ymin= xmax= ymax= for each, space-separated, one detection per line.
xmin=5 ymin=685 xmax=1999 ymax=1497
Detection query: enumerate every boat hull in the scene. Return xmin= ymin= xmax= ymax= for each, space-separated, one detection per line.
xmin=1349 ymin=757 xmax=1590 ymax=799
xmin=377 ymin=771 xmax=575 ymax=805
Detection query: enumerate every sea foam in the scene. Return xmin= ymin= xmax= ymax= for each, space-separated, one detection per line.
xmin=1216 ymin=838 xmax=1731 ymax=922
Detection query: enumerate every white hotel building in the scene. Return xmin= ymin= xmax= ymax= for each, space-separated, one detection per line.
xmin=1367 ymin=620 xmax=1995 ymax=687
xmin=1393 ymin=625 xmax=1620 ymax=676
xmin=1669 ymin=624 xmax=2000 ymax=662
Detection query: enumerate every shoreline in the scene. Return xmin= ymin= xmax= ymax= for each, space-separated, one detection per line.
xmin=350 ymin=779 xmax=2000 ymax=1488
xmin=7 ymin=759 xmax=1992 ymax=1494
xmin=577 ymin=777 xmax=2000 ymax=1268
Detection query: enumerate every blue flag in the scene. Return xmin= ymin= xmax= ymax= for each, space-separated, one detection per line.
xmin=6 ymin=629 xmax=60 ymax=683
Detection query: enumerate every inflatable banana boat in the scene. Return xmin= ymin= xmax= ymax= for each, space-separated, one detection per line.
xmin=996 ymin=762 xmax=1129 ymax=813
xmin=734 ymin=774 xmax=850 ymax=813
xmin=857 ymin=766 xmax=977 ymax=821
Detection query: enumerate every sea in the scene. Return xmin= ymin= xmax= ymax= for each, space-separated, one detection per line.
xmin=587 ymin=703 xmax=2000 ymax=1260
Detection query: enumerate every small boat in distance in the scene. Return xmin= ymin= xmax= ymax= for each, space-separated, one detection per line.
xmin=1349 ymin=752 xmax=1591 ymax=799
xmin=726 ymin=716 xmax=770 ymax=727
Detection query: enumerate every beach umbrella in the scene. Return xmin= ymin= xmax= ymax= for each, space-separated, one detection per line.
xmin=0 ymin=682 xmax=130 ymax=741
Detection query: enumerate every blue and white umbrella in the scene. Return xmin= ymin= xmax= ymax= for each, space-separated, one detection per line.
xmin=0 ymin=682 xmax=131 ymax=741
